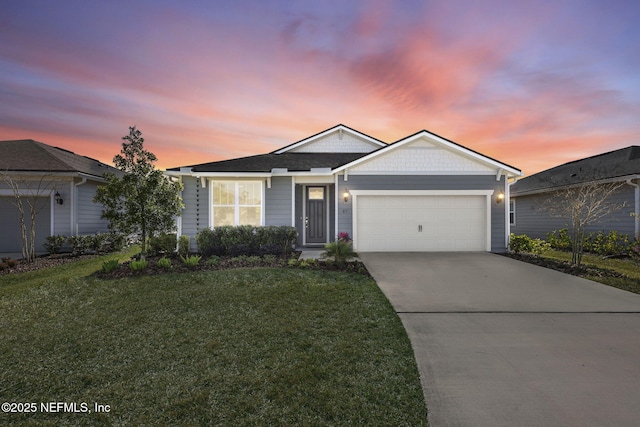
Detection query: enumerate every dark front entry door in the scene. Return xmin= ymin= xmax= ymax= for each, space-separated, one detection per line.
xmin=306 ymin=186 xmax=326 ymax=244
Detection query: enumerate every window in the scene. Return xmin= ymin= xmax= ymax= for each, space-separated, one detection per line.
xmin=212 ymin=181 xmax=262 ymax=226
xmin=509 ymin=199 xmax=516 ymax=225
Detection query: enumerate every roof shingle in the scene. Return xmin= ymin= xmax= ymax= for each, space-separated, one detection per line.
xmin=512 ymin=146 xmax=640 ymax=195
xmin=0 ymin=139 xmax=119 ymax=178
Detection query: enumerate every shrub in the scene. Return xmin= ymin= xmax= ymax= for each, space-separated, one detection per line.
xmin=88 ymin=233 xmax=111 ymax=254
xmin=228 ymin=243 xmax=254 ymax=257
xmin=67 ymin=235 xmax=91 ymax=256
xmin=178 ymin=235 xmax=190 ymax=258
xmin=205 ymin=255 xmax=221 ymax=266
xmin=510 ymin=234 xmax=549 ymax=255
xmin=44 ymin=235 xmax=66 ymax=254
xmin=546 ymin=229 xmax=572 ymax=251
xmin=196 ymin=226 xmax=297 ymax=257
xmin=324 ymin=239 xmax=356 ymax=265
xmin=585 ymin=230 xmax=629 ymax=256
xmin=130 ymin=259 xmax=148 ymax=271
xmin=180 ymin=254 xmax=201 ymax=268
xmin=102 ymin=259 xmax=119 ymax=273
xmin=263 ymin=254 xmax=277 ymax=264
xmin=148 ymin=233 xmax=177 ymax=256
xmin=630 ymin=238 xmax=640 ymax=261
xmin=195 ymin=228 xmax=223 ymax=257
xmin=287 ymin=258 xmax=299 ymax=267
xmin=246 ymin=255 xmax=262 ymax=265
xmin=108 ymin=232 xmax=127 ymax=251
xmin=157 ymin=257 xmax=172 ymax=269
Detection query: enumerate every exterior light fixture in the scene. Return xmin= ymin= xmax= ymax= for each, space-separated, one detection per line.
xmin=343 ymin=188 xmax=350 ymax=203
xmin=496 ymin=191 xmax=505 ymax=204
xmin=54 ymin=191 xmax=64 ymax=205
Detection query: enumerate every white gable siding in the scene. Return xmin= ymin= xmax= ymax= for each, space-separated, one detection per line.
xmin=288 ymin=132 xmax=380 ymax=153
xmin=350 ymin=138 xmax=496 ymax=174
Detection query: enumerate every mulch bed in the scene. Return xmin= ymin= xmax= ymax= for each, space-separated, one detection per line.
xmin=0 ymin=253 xmax=101 ymax=275
xmin=501 ymin=253 xmax=626 ymax=279
xmin=94 ymin=254 xmax=372 ymax=279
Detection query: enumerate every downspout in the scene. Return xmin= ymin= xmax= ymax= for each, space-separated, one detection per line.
xmin=73 ymin=176 xmax=88 ymax=235
xmin=626 ymin=178 xmax=640 ymax=238
xmin=506 ymin=176 xmax=520 ymax=249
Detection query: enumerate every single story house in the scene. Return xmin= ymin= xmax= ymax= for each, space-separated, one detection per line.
xmin=0 ymin=139 xmax=121 ymax=253
xmin=166 ymin=124 xmax=521 ymax=252
xmin=510 ymin=146 xmax=640 ymax=240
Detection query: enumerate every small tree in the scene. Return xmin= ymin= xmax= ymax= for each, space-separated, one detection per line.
xmin=94 ymin=126 xmax=183 ymax=258
xmin=540 ymin=181 xmax=626 ymax=265
xmin=1 ymin=172 xmax=53 ymax=263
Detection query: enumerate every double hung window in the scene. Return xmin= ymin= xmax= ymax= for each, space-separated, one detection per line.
xmin=212 ymin=181 xmax=262 ymax=226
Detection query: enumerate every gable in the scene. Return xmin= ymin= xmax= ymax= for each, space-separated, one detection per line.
xmin=274 ymin=125 xmax=386 ymax=154
xmin=348 ymin=136 xmax=497 ymax=174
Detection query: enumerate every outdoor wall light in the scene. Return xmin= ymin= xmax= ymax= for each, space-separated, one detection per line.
xmin=343 ymin=188 xmax=350 ymax=203
xmin=54 ymin=191 xmax=64 ymax=205
xmin=496 ymin=191 xmax=505 ymax=204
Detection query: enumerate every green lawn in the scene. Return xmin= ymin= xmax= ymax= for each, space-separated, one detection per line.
xmin=0 ymin=252 xmax=427 ymax=426
xmin=542 ymin=249 xmax=640 ymax=294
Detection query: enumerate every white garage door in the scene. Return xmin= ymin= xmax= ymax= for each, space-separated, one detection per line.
xmin=355 ymin=195 xmax=488 ymax=252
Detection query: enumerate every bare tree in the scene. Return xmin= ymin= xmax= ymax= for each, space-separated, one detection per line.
xmin=540 ymin=181 xmax=626 ymax=265
xmin=1 ymin=172 xmax=54 ymax=263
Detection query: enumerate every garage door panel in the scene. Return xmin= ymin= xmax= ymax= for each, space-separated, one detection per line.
xmin=356 ymin=195 xmax=487 ymax=252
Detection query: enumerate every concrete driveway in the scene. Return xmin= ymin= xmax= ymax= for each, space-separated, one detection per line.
xmin=360 ymin=252 xmax=640 ymax=427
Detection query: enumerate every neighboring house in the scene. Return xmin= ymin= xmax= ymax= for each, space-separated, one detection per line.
xmin=166 ymin=124 xmax=521 ymax=252
xmin=510 ymin=146 xmax=640 ymax=240
xmin=0 ymin=139 xmax=121 ymax=253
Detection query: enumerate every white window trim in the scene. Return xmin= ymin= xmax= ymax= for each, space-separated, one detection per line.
xmin=209 ymin=180 xmax=264 ymax=227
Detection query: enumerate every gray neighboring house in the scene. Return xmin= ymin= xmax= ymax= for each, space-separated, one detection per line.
xmin=166 ymin=124 xmax=521 ymax=252
xmin=510 ymin=146 xmax=640 ymax=240
xmin=0 ymin=139 xmax=121 ymax=253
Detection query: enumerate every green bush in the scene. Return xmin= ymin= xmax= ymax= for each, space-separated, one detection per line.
xmin=105 ymin=231 xmax=126 ymax=252
xmin=130 ymin=259 xmax=148 ymax=271
xmin=196 ymin=226 xmax=297 ymax=256
xmin=323 ymin=240 xmax=356 ymax=265
xmin=178 ymin=235 xmax=190 ymax=258
xmin=156 ymin=257 xmax=172 ymax=269
xmin=88 ymin=233 xmax=110 ymax=254
xmin=546 ymin=229 xmax=572 ymax=251
xmin=195 ymin=228 xmax=222 ymax=257
xmin=102 ymin=259 xmax=119 ymax=273
xmin=180 ymin=254 xmax=201 ymax=268
xmin=509 ymin=234 xmax=549 ymax=255
xmin=584 ymin=230 xmax=629 ymax=256
xmin=44 ymin=235 xmax=66 ymax=254
xmin=205 ymin=255 xmax=221 ymax=266
xmin=148 ymin=233 xmax=177 ymax=256
xmin=67 ymin=235 xmax=91 ymax=256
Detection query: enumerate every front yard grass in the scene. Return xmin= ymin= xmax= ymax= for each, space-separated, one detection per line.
xmin=0 ymin=253 xmax=427 ymax=425
xmin=510 ymin=249 xmax=640 ymax=294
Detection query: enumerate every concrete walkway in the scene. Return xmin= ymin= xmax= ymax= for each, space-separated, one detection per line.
xmin=360 ymin=252 xmax=640 ymax=427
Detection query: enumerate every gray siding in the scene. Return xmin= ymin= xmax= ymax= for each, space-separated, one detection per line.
xmin=180 ymin=176 xmax=209 ymax=239
xmin=512 ymin=185 xmax=636 ymax=240
xmin=76 ymin=181 xmax=110 ymax=234
xmin=337 ymin=175 xmax=508 ymax=252
xmin=265 ymin=176 xmax=292 ymax=226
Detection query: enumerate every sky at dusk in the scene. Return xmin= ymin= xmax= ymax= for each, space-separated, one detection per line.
xmin=1 ymin=0 xmax=639 ymax=176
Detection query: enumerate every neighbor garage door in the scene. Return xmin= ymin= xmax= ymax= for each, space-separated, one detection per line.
xmin=0 ymin=196 xmax=51 ymax=253
xmin=355 ymin=194 xmax=488 ymax=252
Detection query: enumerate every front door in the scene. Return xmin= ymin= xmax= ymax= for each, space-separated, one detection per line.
xmin=306 ymin=186 xmax=326 ymax=244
